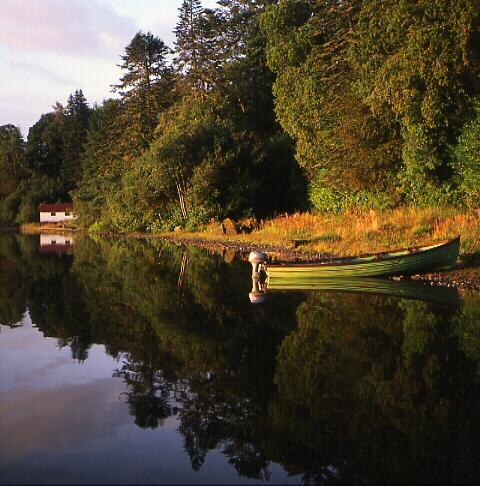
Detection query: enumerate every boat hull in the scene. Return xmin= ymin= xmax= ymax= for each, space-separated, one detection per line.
xmin=265 ymin=237 xmax=460 ymax=279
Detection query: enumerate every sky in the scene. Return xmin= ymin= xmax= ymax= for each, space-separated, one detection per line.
xmin=0 ymin=0 xmax=218 ymax=137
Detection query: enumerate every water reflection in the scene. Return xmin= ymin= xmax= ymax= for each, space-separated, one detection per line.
xmin=256 ymin=276 xmax=461 ymax=306
xmin=1 ymin=232 xmax=480 ymax=484
xmin=39 ymin=233 xmax=75 ymax=254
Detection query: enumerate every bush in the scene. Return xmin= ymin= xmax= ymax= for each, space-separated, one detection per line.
xmin=310 ymin=172 xmax=397 ymax=213
xmin=452 ymin=100 xmax=480 ymax=208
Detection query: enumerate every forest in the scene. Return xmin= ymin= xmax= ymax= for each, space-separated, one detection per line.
xmin=1 ymin=0 xmax=479 ymax=232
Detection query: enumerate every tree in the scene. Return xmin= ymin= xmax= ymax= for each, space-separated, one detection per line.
xmin=353 ymin=0 xmax=480 ymax=205
xmin=261 ymin=0 xmax=397 ymax=196
xmin=174 ymin=0 xmax=220 ymax=94
xmin=62 ymin=89 xmax=90 ymax=192
xmin=0 ymin=125 xmax=26 ymax=224
xmin=0 ymin=125 xmax=25 ymax=197
xmin=73 ymin=99 xmax=125 ymax=228
xmin=452 ymin=98 xmax=480 ymax=207
xmin=114 ymin=31 xmax=174 ymax=152
xmin=26 ymin=104 xmax=65 ymax=179
xmin=215 ymin=0 xmax=277 ymax=129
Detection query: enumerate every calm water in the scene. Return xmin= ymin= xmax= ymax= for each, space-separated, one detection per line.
xmin=1 ymin=233 xmax=480 ymax=484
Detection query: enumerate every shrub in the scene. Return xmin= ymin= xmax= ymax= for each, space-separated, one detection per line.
xmin=452 ymin=100 xmax=480 ymax=208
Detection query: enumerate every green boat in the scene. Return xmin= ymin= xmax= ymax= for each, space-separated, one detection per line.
xmin=249 ymin=236 xmax=460 ymax=279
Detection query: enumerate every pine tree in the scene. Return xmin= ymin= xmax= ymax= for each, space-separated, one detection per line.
xmin=114 ymin=31 xmax=174 ymax=152
xmin=174 ymin=0 xmax=221 ymax=94
xmin=63 ymin=89 xmax=90 ymax=192
xmin=214 ymin=0 xmax=276 ymax=126
xmin=73 ymin=99 xmax=125 ymax=227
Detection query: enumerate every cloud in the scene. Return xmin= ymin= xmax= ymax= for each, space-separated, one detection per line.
xmin=0 ymin=0 xmax=138 ymax=58
xmin=0 ymin=378 xmax=129 ymax=464
xmin=1 ymin=57 xmax=76 ymax=86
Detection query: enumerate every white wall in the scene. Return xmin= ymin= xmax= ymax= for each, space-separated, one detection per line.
xmin=40 ymin=212 xmax=76 ymax=223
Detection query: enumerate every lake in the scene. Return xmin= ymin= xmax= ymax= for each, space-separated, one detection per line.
xmin=1 ymin=233 xmax=480 ymax=484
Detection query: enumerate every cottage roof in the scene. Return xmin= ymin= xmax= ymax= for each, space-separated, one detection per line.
xmin=39 ymin=203 xmax=74 ymax=212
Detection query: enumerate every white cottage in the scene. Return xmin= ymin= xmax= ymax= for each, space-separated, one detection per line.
xmin=39 ymin=203 xmax=76 ymax=224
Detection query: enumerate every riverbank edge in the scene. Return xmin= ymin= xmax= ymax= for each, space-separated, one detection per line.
xmin=100 ymin=230 xmax=480 ymax=291
xmin=4 ymin=226 xmax=478 ymax=290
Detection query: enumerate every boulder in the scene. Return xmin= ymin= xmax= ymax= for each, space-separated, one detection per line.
xmin=222 ymin=218 xmax=238 ymax=235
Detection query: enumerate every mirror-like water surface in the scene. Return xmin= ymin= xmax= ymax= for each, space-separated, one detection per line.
xmin=1 ymin=233 xmax=480 ymax=484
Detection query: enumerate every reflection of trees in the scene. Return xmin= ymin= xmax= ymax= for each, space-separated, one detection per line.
xmin=4 ymin=231 xmax=480 ymax=483
xmin=72 ymin=237 xmax=297 ymax=478
xmin=114 ymin=327 xmax=182 ymax=429
xmin=0 ymin=233 xmax=92 ymax=359
xmin=176 ymin=371 xmax=271 ymax=479
xmin=455 ymin=292 xmax=480 ymax=373
xmin=268 ymin=293 xmax=480 ymax=483
xmin=117 ymin=359 xmax=175 ymax=429
xmin=0 ymin=257 xmax=26 ymax=327
xmin=0 ymin=234 xmax=31 ymax=327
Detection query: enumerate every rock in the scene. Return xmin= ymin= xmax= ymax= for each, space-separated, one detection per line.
xmin=215 ymin=224 xmax=226 ymax=236
xmin=222 ymin=218 xmax=238 ymax=235
xmin=292 ymin=239 xmax=310 ymax=248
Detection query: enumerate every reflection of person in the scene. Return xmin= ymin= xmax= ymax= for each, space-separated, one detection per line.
xmin=249 ymin=278 xmax=267 ymax=304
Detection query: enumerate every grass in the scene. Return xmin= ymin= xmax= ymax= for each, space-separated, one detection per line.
xmin=162 ymin=207 xmax=480 ymax=257
xmin=20 ymin=222 xmax=79 ymax=234
xmin=20 ymin=223 xmax=43 ymax=234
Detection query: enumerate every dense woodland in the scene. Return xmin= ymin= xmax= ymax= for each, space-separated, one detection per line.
xmin=1 ymin=0 xmax=480 ymax=231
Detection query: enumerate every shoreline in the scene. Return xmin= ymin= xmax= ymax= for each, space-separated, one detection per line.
xmin=105 ymin=231 xmax=480 ymax=291
xmin=4 ymin=227 xmax=479 ymax=290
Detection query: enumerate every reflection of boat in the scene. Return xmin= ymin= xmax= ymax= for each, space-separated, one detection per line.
xmin=250 ymin=237 xmax=460 ymax=279
xmin=263 ymin=277 xmax=460 ymax=306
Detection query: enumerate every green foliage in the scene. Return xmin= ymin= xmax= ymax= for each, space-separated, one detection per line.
xmin=452 ymin=99 xmax=480 ymax=207
xmin=26 ymin=106 xmax=65 ymax=179
xmin=14 ymin=174 xmax=67 ymax=224
xmin=73 ymin=99 xmax=125 ymax=228
xmin=0 ymin=125 xmax=26 ymax=197
xmin=310 ymin=171 xmax=398 ymax=213
xmin=62 ymin=89 xmax=90 ymax=192
xmin=91 ymin=91 xmax=306 ymax=232
xmin=353 ymin=0 xmax=480 ymax=204
xmin=174 ymin=0 xmax=219 ymax=94
xmin=114 ymin=31 xmax=175 ymax=152
xmin=262 ymin=0 xmax=480 ymax=210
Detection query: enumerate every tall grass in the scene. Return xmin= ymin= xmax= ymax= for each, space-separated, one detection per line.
xmin=255 ymin=207 xmax=479 ymax=255
xmin=165 ymin=207 xmax=479 ymax=257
